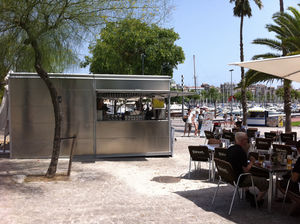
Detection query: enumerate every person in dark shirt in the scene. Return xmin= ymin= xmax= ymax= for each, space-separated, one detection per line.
xmin=280 ymin=141 xmax=300 ymax=196
xmin=226 ymin=132 xmax=268 ymax=206
xmin=289 ymin=140 xmax=300 ymax=195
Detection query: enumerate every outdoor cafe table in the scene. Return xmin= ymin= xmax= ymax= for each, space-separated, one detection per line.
xmin=253 ymin=164 xmax=290 ymax=212
xmin=205 ymin=144 xmax=219 ymax=182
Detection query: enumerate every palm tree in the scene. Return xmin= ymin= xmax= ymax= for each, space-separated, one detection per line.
xmin=229 ymin=0 xmax=263 ymax=126
xmin=207 ymin=87 xmax=220 ymax=117
xmin=243 ymin=4 xmax=300 ymax=132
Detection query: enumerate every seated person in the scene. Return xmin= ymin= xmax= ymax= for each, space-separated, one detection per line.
xmin=235 ymin=121 xmax=242 ymax=131
xmin=226 ymin=132 xmax=268 ymax=207
xmin=280 ymin=140 xmax=300 ymax=195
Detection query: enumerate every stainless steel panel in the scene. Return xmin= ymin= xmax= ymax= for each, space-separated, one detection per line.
xmin=96 ymin=121 xmax=170 ymax=155
xmin=9 ymin=77 xmax=95 ymax=158
xmin=11 ymin=139 xmax=53 ymax=158
xmin=61 ymin=79 xmax=93 ymax=90
xmin=61 ymin=138 xmax=94 ymax=156
xmin=96 ymin=79 xmax=169 ymax=91
xmin=9 ymin=73 xmax=171 ymax=158
xmin=11 ymin=105 xmax=54 ymax=124
xmin=96 ymin=137 xmax=169 ymax=155
xmin=10 ymin=79 xmax=53 ymax=107
xmin=61 ymin=121 xmax=94 ymax=140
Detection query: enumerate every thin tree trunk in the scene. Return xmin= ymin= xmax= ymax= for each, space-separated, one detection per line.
xmin=240 ymin=14 xmax=247 ymax=126
xmin=214 ymin=101 xmax=216 ymax=118
xmin=31 ymin=39 xmax=62 ymax=178
xmin=279 ymin=0 xmax=284 ymax=12
xmin=284 ymin=79 xmax=291 ymax=132
xmin=279 ymin=0 xmax=292 ymax=132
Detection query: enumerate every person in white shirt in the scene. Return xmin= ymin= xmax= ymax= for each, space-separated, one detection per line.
xmin=193 ymin=112 xmax=198 ymax=136
xmin=184 ymin=109 xmax=193 ymax=137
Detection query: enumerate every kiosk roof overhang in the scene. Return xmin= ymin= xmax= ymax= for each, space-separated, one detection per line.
xmin=8 ymin=72 xmax=171 ymax=92
xmin=229 ymin=54 xmax=300 ymax=82
xmin=8 ymin=72 xmax=171 ymax=81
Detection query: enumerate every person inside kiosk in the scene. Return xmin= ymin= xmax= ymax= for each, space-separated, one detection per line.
xmin=96 ymin=93 xmax=167 ymax=121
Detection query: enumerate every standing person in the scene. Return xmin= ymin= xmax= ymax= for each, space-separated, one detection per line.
xmin=184 ymin=109 xmax=193 ymax=137
xmin=193 ymin=111 xmax=198 ymax=136
xmin=226 ymin=132 xmax=268 ymax=207
xmin=224 ymin=113 xmax=228 ymax=127
xmin=197 ymin=109 xmax=204 ymax=136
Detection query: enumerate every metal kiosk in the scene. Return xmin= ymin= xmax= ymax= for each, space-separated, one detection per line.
xmin=8 ymin=72 xmax=172 ymax=158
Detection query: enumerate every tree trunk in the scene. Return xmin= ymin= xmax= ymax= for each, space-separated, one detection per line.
xmin=31 ymin=39 xmax=62 ymax=178
xmin=214 ymin=101 xmax=217 ymax=118
xmin=240 ymin=14 xmax=247 ymax=126
xmin=279 ymin=0 xmax=292 ymax=132
xmin=284 ymin=80 xmax=292 ymax=132
xmin=279 ymin=0 xmax=284 ymax=12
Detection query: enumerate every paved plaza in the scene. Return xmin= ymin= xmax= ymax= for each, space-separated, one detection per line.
xmin=0 ymin=119 xmax=300 ymax=223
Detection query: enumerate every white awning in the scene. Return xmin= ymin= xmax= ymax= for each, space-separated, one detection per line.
xmin=229 ymin=54 xmax=300 ymax=82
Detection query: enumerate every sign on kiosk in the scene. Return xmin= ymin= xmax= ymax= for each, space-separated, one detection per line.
xmin=152 ymin=98 xmax=164 ymax=108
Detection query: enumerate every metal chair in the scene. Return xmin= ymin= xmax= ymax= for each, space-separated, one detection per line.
xmin=248 ymin=151 xmax=270 ymax=161
xmin=188 ymin=146 xmax=211 ymax=179
xmin=280 ymin=133 xmax=294 ymax=143
xmin=207 ymin=138 xmax=221 ymax=146
xmin=247 ymin=128 xmax=258 ymax=139
xmin=281 ymin=179 xmax=300 ymax=213
xmin=204 ymin=131 xmax=215 ymax=144
xmin=255 ymin=138 xmax=272 ymax=152
xmin=285 ymin=139 xmax=297 ymax=147
xmin=281 ymin=178 xmax=291 ymax=210
xmin=272 ymin=144 xmax=293 ymax=155
xmin=222 ymin=132 xmax=235 ymax=144
xmin=211 ymin=158 xmax=257 ymax=215
xmin=214 ymin=147 xmax=227 ymax=161
xmin=264 ymin=132 xmax=277 ymax=141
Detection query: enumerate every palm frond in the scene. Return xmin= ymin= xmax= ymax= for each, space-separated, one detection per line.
xmin=288 ymin=6 xmax=300 ymax=22
xmin=253 ymin=0 xmax=263 ymax=9
xmin=287 ymin=50 xmax=300 ymax=56
xmin=244 ymin=69 xmax=281 ymax=87
xmin=252 ymin=53 xmax=281 ymax=60
xmin=252 ymin=38 xmax=282 ymax=51
xmin=266 ymin=24 xmax=287 ymax=38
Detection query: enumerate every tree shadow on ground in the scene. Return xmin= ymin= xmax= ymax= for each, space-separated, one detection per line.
xmin=0 ymin=175 xmax=44 ymax=195
xmin=0 ymin=160 xmax=49 ymax=174
xmin=73 ymin=156 xmax=148 ymax=163
xmin=0 ymin=159 xmax=68 ymax=174
xmin=175 ymin=186 xmax=300 ymax=224
xmin=180 ymin=169 xmax=218 ymax=183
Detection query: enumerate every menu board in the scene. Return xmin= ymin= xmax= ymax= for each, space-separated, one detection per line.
xmin=200 ymin=112 xmax=214 ymax=137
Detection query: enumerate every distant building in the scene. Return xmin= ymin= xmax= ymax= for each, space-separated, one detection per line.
xmin=170 ymin=79 xmax=181 ymax=90
xmin=220 ymin=82 xmax=237 ymax=96
xmin=248 ymin=84 xmax=277 ymax=103
xmin=184 ymin=86 xmax=204 ymax=93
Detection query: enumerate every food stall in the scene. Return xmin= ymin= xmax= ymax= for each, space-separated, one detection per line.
xmin=7 ymin=72 xmax=172 ymax=158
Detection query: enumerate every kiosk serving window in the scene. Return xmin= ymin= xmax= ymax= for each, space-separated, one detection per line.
xmin=96 ymin=92 xmax=168 ymax=121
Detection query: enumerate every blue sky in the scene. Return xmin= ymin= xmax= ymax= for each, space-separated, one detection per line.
xmin=169 ymin=0 xmax=300 ymax=88
xmin=77 ymin=0 xmax=300 ymax=88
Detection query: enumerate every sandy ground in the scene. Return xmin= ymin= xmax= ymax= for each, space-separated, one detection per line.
xmin=0 ymin=119 xmax=300 ymax=224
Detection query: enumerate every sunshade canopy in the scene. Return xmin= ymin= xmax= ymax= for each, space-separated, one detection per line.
xmin=230 ymin=54 xmax=300 ymax=82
